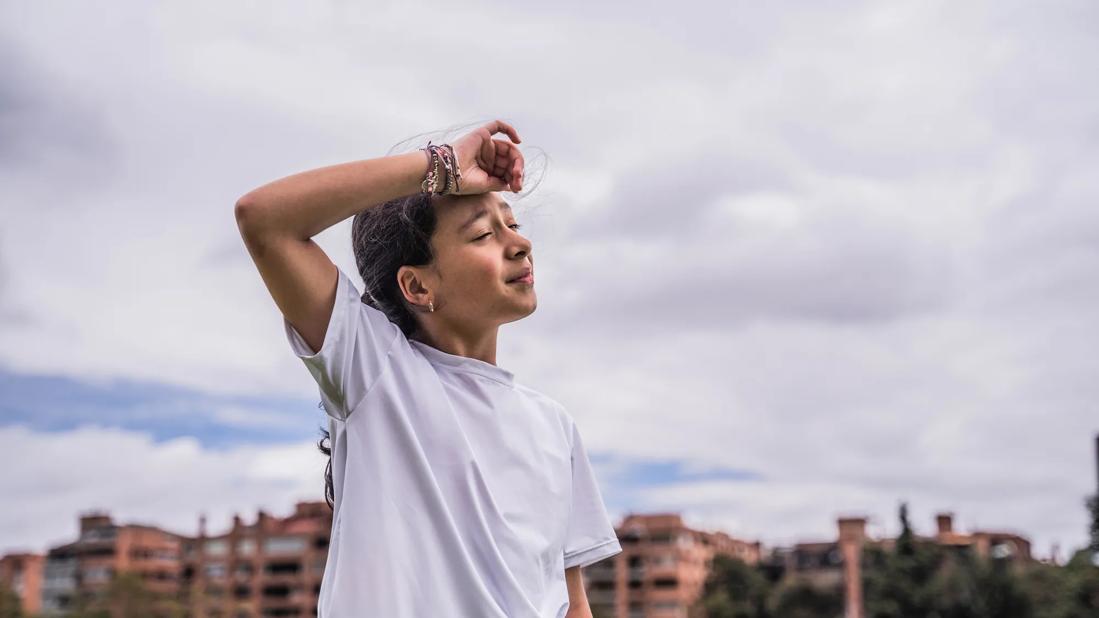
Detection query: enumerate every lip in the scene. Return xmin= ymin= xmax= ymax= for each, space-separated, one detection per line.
xmin=507 ymin=268 xmax=533 ymax=284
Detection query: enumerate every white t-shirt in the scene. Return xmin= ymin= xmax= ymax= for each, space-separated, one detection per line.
xmin=284 ymin=266 xmax=622 ymax=617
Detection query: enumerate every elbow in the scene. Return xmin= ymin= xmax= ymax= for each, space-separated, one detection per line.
xmin=234 ymin=196 xmax=266 ymax=239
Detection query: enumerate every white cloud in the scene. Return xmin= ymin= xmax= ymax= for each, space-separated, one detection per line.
xmin=0 ymin=424 xmax=326 ymax=554
xmin=1 ymin=0 xmax=1096 ymax=562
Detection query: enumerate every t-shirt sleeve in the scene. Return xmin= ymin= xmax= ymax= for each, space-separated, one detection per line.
xmin=283 ymin=265 xmax=402 ymax=422
xmin=563 ymin=419 xmax=622 ymax=569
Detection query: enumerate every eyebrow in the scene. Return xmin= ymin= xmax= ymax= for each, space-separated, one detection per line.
xmin=458 ymin=201 xmax=514 ymax=232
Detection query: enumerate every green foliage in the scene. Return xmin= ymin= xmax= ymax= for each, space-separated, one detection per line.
xmin=0 ymin=581 xmax=24 ymax=618
xmin=693 ymin=554 xmax=844 ymax=618
xmin=862 ymin=501 xmax=1099 ymax=618
xmin=769 ymin=579 xmax=843 ymax=618
xmin=64 ymin=571 xmax=186 ymax=618
xmin=697 ymin=554 xmax=772 ymax=618
xmin=695 ymin=498 xmax=1099 ymax=618
xmin=1087 ymin=493 xmax=1099 ymax=552
xmin=863 ymin=503 xmax=947 ymax=618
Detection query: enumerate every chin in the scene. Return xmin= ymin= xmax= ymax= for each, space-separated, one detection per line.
xmin=507 ymin=297 xmax=537 ymax=323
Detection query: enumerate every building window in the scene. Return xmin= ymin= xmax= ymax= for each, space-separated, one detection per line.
xmin=204 ymin=563 xmax=227 ymax=579
xmin=265 ymin=561 xmax=302 ymax=576
xmin=263 ymin=536 xmax=306 ymax=554
xmin=205 ymin=539 xmax=229 ymax=556
xmin=653 ymin=577 xmax=678 ymax=589
xmin=652 ymin=553 xmax=677 ymax=567
xmin=236 ymin=538 xmax=256 ymax=556
xmin=79 ymin=528 xmax=117 ymax=542
xmin=991 ymin=542 xmax=1015 ymax=559
xmin=82 ymin=566 xmax=112 ymax=583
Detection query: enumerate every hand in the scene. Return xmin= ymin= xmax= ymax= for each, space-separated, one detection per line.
xmin=447 ymin=119 xmax=524 ymax=195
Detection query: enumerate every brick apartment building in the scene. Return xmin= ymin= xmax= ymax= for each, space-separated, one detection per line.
xmin=39 ymin=511 xmax=184 ymax=614
xmin=181 ymin=500 xmax=332 ymax=617
xmin=0 ymin=553 xmax=44 ymax=614
xmin=584 ymin=513 xmax=762 ymax=618
xmin=4 ymin=501 xmax=332 ymax=617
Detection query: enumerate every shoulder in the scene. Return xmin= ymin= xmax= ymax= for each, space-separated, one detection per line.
xmin=513 ymin=382 xmax=574 ymax=436
xmin=513 ymin=383 xmax=570 ymax=417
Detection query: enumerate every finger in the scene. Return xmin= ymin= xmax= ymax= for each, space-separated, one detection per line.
xmin=512 ymin=148 xmax=524 ymax=190
xmin=483 ymin=119 xmax=521 ymax=144
xmin=504 ymin=145 xmax=523 ymax=191
xmin=486 ymin=174 xmax=509 ymax=193
xmin=491 ymin=139 xmax=517 ymax=176
xmin=479 ymin=136 xmax=497 ymax=171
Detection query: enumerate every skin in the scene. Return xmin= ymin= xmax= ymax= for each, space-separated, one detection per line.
xmin=564 ymin=565 xmax=593 ymax=618
xmin=396 ymin=190 xmax=536 ymax=366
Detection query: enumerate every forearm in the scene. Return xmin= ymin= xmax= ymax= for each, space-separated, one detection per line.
xmin=565 ymin=606 xmax=592 ymax=618
xmin=235 ymin=150 xmax=428 ymax=241
xmin=564 ymin=566 xmax=593 ymax=618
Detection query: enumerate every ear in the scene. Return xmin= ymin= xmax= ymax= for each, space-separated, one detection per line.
xmin=397 ymin=265 xmax=432 ymax=308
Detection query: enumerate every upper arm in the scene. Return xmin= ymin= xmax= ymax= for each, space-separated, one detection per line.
xmin=236 ymin=201 xmax=404 ymax=421
xmin=564 ymin=566 xmax=592 ymax=618
xmin=236 ymin=201 xmax=338 ymax=355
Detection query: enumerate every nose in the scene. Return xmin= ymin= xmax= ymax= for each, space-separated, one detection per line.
xmin=508 ymin=228 xmax=532 ymax=258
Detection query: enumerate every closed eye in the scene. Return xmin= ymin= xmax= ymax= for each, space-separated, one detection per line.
xmin=475 ymin=223 xmax=522 ymax=241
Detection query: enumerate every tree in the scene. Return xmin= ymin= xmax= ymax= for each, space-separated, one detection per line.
xmin=66 ymin=571 xmax=186 ymax=618
xmin=931 ymin=549 xmax=1033 ymax=618
xmin=1087 ymin=493 xmax=1099 ymax=553
xmin=863 ymin=502 xmax=946 ymax=618
xmin=695 ymin=555 xmax=772 ymax=618
xmin=0 ymin=581 xmax=24 ymax=618
xmin=768 ymin=579 xmax=843 ymax=618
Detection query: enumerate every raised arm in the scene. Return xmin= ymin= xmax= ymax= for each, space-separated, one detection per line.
xmin=233 ymin=119 xmax=523 ymax=354
xmin=234 ymin=151 xmax=430 ymax=354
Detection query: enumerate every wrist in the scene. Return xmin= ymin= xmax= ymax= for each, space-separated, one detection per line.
xmin=419 ymin=145 xmax=453 ymax=195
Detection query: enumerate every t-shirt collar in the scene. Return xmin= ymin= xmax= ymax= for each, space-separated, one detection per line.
xmin=409 ymin=339 xmax=515 ymax=387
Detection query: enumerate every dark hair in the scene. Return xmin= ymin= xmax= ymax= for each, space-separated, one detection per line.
xmin=314 ymin=123 xmax=547 ymax=511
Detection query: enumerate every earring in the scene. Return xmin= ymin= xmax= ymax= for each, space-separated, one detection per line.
xmin=428 ymin=301 xmax=434 ymax=313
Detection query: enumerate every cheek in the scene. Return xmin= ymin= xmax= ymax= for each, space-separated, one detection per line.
xmin=452 ymin=249 xmax=502 ymax=289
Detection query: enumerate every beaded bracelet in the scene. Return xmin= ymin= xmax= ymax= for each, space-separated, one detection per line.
xmin=419 ymin=142 xmax=463 ymax=196
xmin=420 ymin=143 xmax=443 ymax=195
xmin=438 ymin=146 xmax=455 ymax=195
xmin=443 ymin=143 xmax=462 ymax=193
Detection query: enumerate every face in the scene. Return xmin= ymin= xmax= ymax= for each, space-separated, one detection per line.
xmin=399 ymin=192 xmax=536 ymax=333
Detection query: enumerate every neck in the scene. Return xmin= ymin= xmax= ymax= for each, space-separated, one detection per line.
xmin=412 ymin=323 xmax=501 ymax=366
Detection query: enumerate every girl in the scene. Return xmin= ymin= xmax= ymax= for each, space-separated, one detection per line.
xmin=235 ymin=120 xmax=622 ymax=617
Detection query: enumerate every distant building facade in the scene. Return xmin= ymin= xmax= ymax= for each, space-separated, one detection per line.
xmin=0 ymin=552 xmax=44 ymax=614
xmin=38 ymin=510 xmax=183 ymax=615
xmin=181 ymin=500 xmax=332 ymax=618
xmin=585 ymin=512 xmax=762 ymax=618
xmin=3 ymin=501 xmax=332 ymax=617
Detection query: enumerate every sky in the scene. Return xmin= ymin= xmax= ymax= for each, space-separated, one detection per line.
xmin=1 ymin=0 xmax=1097 ymax=563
